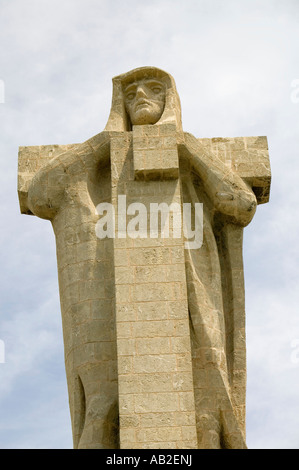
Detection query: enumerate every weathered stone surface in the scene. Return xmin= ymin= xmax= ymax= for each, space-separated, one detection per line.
xmin=18 ymin=66 xmax=271 ymax=449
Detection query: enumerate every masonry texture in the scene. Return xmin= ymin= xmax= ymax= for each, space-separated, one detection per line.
xmin=18 ymin=66 xmax=271 ymax=449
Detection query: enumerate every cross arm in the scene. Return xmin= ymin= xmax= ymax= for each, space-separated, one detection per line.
xmin=180 ymin=134 xmax=257 ymax=226
xmin=197 ymin=135 xmax=271 ymax=205
xmin=18 ymin=131 xmax=111 ymax=217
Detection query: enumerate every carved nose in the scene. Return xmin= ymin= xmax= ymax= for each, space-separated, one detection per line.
xmin=136 ymin=85 xmax=147 ymax=98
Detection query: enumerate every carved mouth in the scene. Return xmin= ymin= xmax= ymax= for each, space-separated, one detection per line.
xmin=135 ymin=100 xmax=151 ymax=110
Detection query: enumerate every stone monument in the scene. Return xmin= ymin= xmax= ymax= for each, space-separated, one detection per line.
xmin=18 ymin=66 xmax=271 ymax=449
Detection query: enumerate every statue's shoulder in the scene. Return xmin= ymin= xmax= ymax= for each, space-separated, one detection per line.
xmin=18 ymin=131 xmax=112 ymax=215
xmin=18 ymin=142 xmax=79 ymax=215
xmin=181 ymin=133 xmax=271 ymax=205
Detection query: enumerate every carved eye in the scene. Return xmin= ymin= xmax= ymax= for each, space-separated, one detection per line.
xmin=126 ymin=92 xmax=135 ymax=101
xmin=151 ymin=86 xmax=162 ymax=94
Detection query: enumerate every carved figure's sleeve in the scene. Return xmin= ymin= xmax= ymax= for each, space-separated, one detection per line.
xmin=27 ymin=133 xmax=111 ymax=220
xmin=27 ymin=157 xmax=68 ymax=220
xmin=183 ymin=133 xmax=257 ymax=226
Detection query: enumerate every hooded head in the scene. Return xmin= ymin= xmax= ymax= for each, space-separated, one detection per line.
xmin=104 ymin=66 xmax=182 ymax=132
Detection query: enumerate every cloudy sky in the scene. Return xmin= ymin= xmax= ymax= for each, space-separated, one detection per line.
xmin=0 ymin=0 xmax=299 ymax=449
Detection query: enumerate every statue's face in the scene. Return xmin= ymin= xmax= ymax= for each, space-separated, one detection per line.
xmin=123 ymin=78 xmax=166 ymax=125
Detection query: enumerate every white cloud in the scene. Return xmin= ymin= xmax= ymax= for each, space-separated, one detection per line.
xmin=246 ymin=284 xmax=299 ymax=448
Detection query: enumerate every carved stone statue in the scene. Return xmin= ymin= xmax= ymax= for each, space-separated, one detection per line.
xmin=18 ymin=66 xmax=271 ymax=449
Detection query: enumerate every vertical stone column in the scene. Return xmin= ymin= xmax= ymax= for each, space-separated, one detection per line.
xmin=110 ymin=125 xmax=198 ymax=449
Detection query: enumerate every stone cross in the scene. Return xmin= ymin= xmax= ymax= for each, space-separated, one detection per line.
xmin=18 ymin=66 xmax=271 ymax=449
